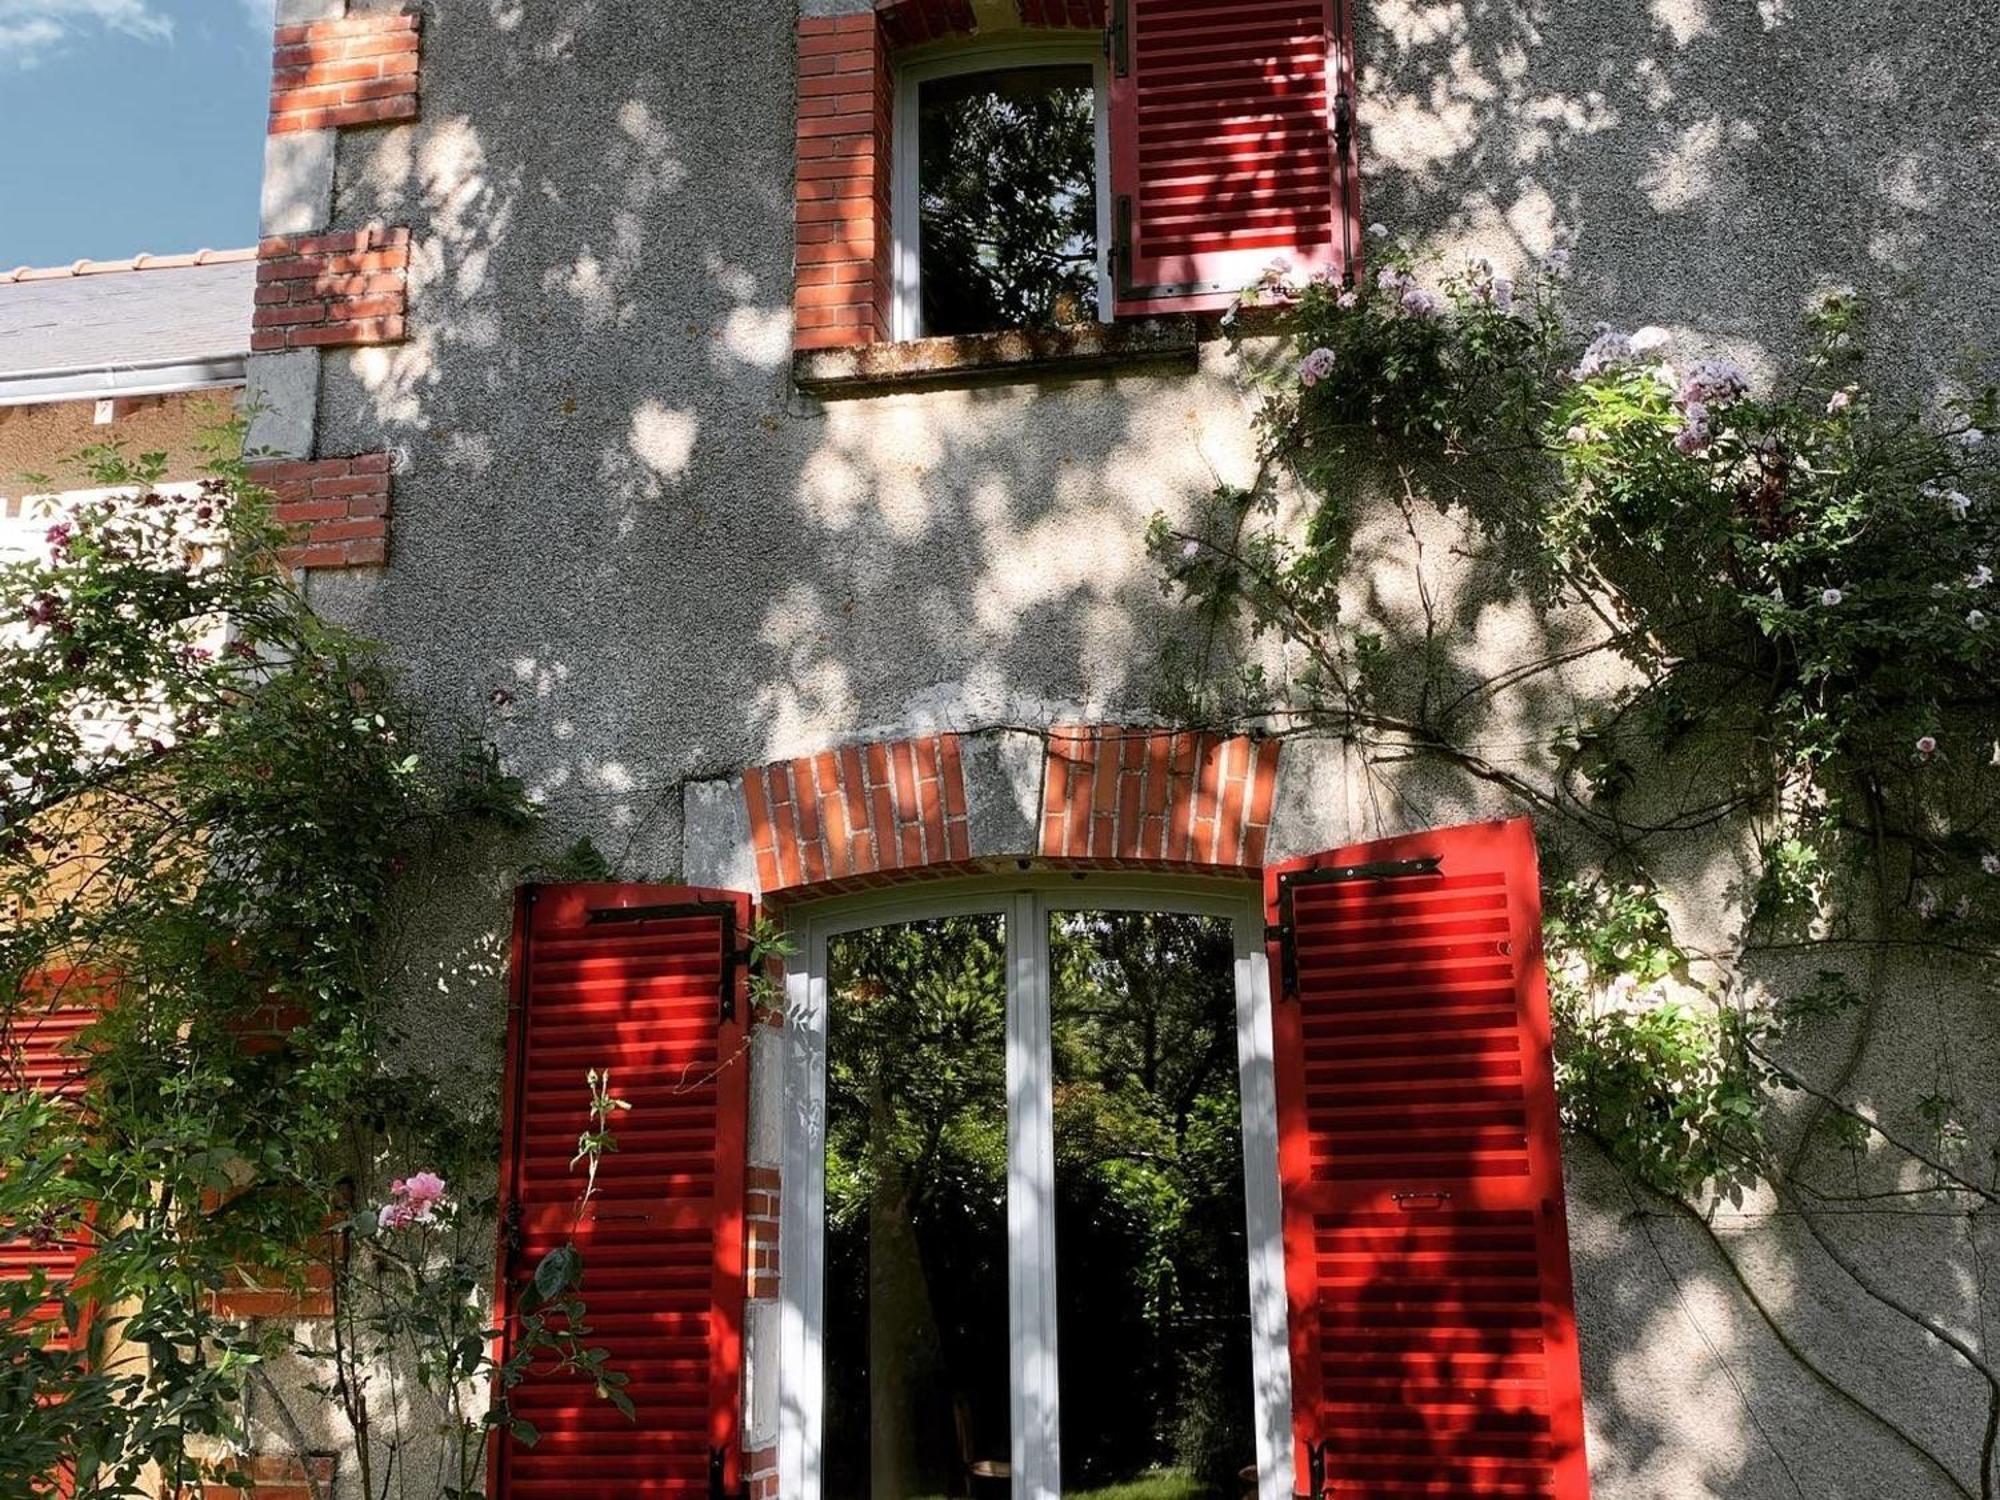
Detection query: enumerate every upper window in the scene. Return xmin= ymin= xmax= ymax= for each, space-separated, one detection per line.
xmin=894 ymin=46 xmax=1111 ymax=341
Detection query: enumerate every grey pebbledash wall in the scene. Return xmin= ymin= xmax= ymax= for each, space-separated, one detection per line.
xmin=273 ymin=1 xmax=2000 ymax=1496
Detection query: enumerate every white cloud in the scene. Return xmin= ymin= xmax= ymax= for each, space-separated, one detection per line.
xmin=0 ymin=0 xmax=173 ymax=64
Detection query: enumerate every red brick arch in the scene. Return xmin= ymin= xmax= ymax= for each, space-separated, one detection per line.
xmin=740 ymin=724 xmax=1282 ymax=898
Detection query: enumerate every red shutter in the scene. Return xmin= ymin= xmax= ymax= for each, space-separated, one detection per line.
xmin=1 ymin=969 xmax=101 ymax=1353
xmin=1108 ymin=0 xmax=1360 ymax=315
xmin=492 ymin=884 xmax=751 ymax=1500
xmin=1265 ymin=818 xmax=1590 ymax=1500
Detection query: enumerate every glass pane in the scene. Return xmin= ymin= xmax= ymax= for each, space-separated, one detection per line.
xmin=918 ymin=64 xmax=1098 ymax=336
xmin=825 ymin=915 xmax=1011 ymax=1500
xmin=1050 ymin=912 xmax=1254 ymax=1500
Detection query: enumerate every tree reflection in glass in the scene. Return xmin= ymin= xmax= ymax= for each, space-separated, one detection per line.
xmin=1051 ymin=912 xmax=1253 ymax=1500
xmin=825 ymin=916 xmax=1010 ymax=1500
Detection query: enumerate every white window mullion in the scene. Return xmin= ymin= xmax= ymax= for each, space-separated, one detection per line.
xmin=1006 ymin=891 xmax=1061 ymax=1500
xmin=1232 ymin=905 xmax=1296 ymax=1500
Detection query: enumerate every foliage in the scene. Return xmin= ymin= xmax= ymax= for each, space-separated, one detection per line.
xmin=1150 ymin=239 xmax=2000 ymax=1192
xmin=0 ymin=438 xmax=618 ymax=1497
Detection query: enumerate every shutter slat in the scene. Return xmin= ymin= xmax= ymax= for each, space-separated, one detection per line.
xmin=1267 ymin=819 xmax=1592 ymax=1500
xmin=492 ymin=884 xmax=750 ymax=1500
xmin=2 ymin=972 xmax=104 ymax=1354
xmin=1110 ymin=0 xmax=1358 ymax=313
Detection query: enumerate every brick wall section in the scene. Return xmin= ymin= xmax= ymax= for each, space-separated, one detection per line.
xmin=746 ymin=1445 xmax=780 ymax=1500
xmin=1018 ymin=0 xmax=1106 ymax=25
xmin=249 ymin=454 xmax=392 ymax=568
xmin=1041 ymin=725 xmax=1282 ymax=866
xmin=212 ymin=1259 xmax=335 ymax=1321
xmin=795 ymin=14 xmax=893 ymax=350
xmin=185 ymin=1455 xmax=336 ymax=1500
xmin=270 ymin=13 xmax=420 ymax=134
xmin=744 ymin=734 xmax=971 ymax=891
xmin=252 ymin=227 xmax=410 ymax=353
xmin=745 ymin=1164 xmax=781 ymax=1301
xmin=875 ymin=0 xmax=976 ymax=46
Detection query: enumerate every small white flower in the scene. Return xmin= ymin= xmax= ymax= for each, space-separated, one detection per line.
xmin=1917 ymin=889 xmax=1940 ymax=919
xmin=1820 ymin=587 xmax=1844 ymax=607
xmin=1565 ymin=424 xmax=1589 ymax=444
xmin=1916 ymin=734 xmax=1939 ymax=757
xmin=1826 ymin=387 xmax=1855 ymax=414
xmin=1970 ymin=564 xmax=1994 ymax=588
xmin=1947 ymin=489 xmax=1974 ymax=520
xmin=1969 ymin=609 xmax=1989 ymax=631
xmin=1180 ymin=540 xmax=1200 ymax=560
xmin=1959 ymin=428 xmax=1987 ymax=448
xmin=1628 ymin=325 xmax=1673 ymax=357
xmin=1336 ymin=289 xmax=1360 ymax=310
xmin=1367 ymin=222 xmax=1390 ymax=240
xmin=1983 ymin=853 xmax=2000 ymax=876
xmin=1220 ymin=304 xmax=1238 ymax=328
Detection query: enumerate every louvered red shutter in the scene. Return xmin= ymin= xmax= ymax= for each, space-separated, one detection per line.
xmin=1 ymin=970 xmax=101 ymax=1353
xmin=1265 ymin=818 xmax=1590 ymax=1500
xmin=1108 ymin=0 xmax=1360 ymax=315
xmin=492 ymin=884 xmax=751 ymax=1500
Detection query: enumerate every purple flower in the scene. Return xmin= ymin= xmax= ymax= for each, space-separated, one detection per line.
xmin=1826 ymin=387 xmax=1855 ymax=414
xmin=1916 ymin=734 xmax=1938 ymax=758
xmin=1819 ymin=587 xmax=1844 ymax=607
xmin=1572 ymin=326 xmax=1631 ymax=380
xmin=1982 ymin=853 xmax=2000 ymax=876
xmin=1336 ymin=289 xmax=1360 ymax=310
xmin=1399 ymin=286 xmax=1445 ymax=319
xmin=1297 ymin=347 xmax=1338 ymax=387
xmin=1678 ymin=359 xmax=1751 ymax=409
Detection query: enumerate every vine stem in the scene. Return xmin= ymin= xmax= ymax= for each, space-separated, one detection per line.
xmin=1743 ymin=1035 xmax=2000 ymax=1206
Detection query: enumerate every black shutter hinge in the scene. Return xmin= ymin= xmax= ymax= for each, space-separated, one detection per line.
xmin=720 ymin=936 xmax=760 ymax=1024
xmin=1108 ymin=0 xmax=1129 ymax=76
xmin=502 ymin=1200 xmax=523 ymax=1256
xmin=710 ymin=1448 xmax=749 ymax=1500
xmin=1293 ymin=1437 xmax=1334 ymax=1500
xmin=1270 ymin=856 xmax=1443 ymax=998
xmin=1333 ymin=91 xmax=1353 ymax=156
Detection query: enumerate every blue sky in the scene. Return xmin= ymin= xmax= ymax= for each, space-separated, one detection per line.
xmin=0 ymin=0 xmax=275 ymax=269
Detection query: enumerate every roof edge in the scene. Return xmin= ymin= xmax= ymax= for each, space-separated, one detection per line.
xmin=1 ymin=248 xmax=258 ymax=285
xmin=0 ymin=356 xmax=247 ymax=409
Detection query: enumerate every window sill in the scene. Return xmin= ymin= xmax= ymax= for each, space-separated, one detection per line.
xmin=791 ymin=317 xmax=1201 ymax=398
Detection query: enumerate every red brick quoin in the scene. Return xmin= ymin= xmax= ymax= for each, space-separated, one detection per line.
xmin=253 ymin=226 xmax=410 ymax=353
xmin=181 ymin=1455 xmax=336 ymax=1500
xmin=269 ymin=12 xmax=420 ymax=134
xmin=1041 ymin=725 xmax=1282 ymax=867
xmin=794 ymin=13 xmax=894 ymax=350
xmin=249 ymin=454 xmax=392 ymax=569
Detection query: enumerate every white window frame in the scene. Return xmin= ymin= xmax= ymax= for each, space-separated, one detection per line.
xmin=890 ymin=38 xmax=1115 ymax=343
xmin=777 ymin=873 xmax=1293 ymax=1500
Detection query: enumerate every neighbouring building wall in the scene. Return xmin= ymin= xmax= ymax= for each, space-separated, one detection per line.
xmin=0 ymin=390 xmax=238 ymax=503
xmin=246 ymin=2 xmax=2000 ymax=1497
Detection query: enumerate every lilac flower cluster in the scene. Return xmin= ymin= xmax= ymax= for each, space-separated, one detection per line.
xmin=1297 ymin=347 xmax=1337 ymax=387
xmin=1670 ymin=358 xmax=1751 ymax=455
